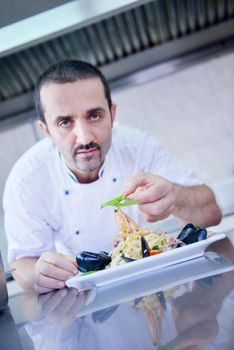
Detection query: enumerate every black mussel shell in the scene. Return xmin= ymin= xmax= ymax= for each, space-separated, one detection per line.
xmin=196 ymin=228 xmax=207 ymax=241
xmin=92 ymin=305 xmax=119 ymax=323
xmin=155 ymin=291 xmax=167 ymax=311
xmin=177 ymin=223 xmax=207 ymax=244
xmin=196 ymin=277 xmax=213 ymax=288
xmin=196 ymin=273 xmax=222 ymax=289
xmin=76 ymin=251 xmax=111 ymax=273
xmin=98 ymin=251 xmax=109 ymax=256
xmin=134 ymin=296 xmax=144 ymax=306
xmin=120 ymin=255 xmax=136 ymax=263
xmin=177 ymin=223 xmax=196 ymax=242
xmin=141 ymin=236 xmax=150 ymax=257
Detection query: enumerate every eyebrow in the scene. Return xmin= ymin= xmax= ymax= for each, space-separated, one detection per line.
xmin=53 ymin=107 xmax=107 ymax=123
xmin=54 ymin=115 xmax=71 ymax=124
xmin=86 ymin=107 xmax=106 ymax=115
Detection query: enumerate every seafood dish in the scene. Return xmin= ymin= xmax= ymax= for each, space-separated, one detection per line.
xmin=74 ymin=208 xmax=224 ymax=347
xmin=76 ymin=208 xmax=208 ymax=273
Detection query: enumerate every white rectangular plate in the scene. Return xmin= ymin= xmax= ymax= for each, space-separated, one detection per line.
xmin=66 ymin=233 xmax=226 ymax=290
xmin=76 ymin=252 xmax=234 ymax=317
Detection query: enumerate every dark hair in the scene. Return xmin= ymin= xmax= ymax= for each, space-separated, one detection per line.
xmin=34 ymin=60 xmax=112 ymax=123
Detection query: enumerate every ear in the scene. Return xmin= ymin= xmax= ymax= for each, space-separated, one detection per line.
xmin=37 ymin=120 xmax=51 ymax=138
xmin=110 ymin=103 xmax=117 ymax=123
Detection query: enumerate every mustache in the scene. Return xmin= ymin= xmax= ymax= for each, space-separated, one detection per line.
xmin=72 ymin=142 xmax=101 ymax=156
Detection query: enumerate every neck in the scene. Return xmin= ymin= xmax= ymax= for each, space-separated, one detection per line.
xmin=75 ymin=170 xmax=99 ymax=183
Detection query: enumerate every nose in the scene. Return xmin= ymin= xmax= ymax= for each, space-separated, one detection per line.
xmin=73 ymin=120 xmax=94 ymax=145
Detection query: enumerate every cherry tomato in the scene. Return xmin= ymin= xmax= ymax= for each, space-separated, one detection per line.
xmin=149 ymin=250 xmax=162 ymax=256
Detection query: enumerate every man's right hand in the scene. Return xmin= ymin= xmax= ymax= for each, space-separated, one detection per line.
xmin=33 ymin=252 xmax=78 ymax=294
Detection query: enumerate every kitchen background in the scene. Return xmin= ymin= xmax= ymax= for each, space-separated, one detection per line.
xmin=0 ymin=0 xmax=234 ymax=272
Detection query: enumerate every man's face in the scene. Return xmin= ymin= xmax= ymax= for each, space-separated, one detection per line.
xmin=39 ymin=78 xmax=116 ymax=183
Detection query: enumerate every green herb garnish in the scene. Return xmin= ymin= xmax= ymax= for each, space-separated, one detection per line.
xmin=156 ymin=338 xmax=178 ymax=350
xmin=100 ymin=194 xmax=139 ymax=209
xmin=81 ymin=271 xmax=97 ymax=276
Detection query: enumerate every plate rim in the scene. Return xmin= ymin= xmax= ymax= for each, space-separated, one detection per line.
xmin=66 ymin=232 xmax=226 ymax=288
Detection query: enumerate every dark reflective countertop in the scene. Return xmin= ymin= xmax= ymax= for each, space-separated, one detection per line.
xmin=1 ymin=232 xmax=234 ymax=350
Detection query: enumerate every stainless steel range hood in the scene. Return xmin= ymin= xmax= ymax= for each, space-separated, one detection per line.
xmin=0 ymin=0 xmax=234 ymax=125
xmin=0 ymin=0 xmax=149 ymax=58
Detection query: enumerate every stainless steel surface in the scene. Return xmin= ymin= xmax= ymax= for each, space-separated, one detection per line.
xmin=75 ymin=252 xmax=234 ymax=317
xmin=0 ymin=0 xmax=147 ymax=57
xmin=3 ymin=233 xmax=234 ymax=349
xmin=0 ymin=308 xmax=23 ymax=350
xmin=0 ymin=251 xmax=8 ymax=310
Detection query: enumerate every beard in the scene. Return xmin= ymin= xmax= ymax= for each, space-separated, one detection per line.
xmin=72 ymin=141 xmax=104 ymax=173
xmin=74 ymin=152 xmax=103 ymax=173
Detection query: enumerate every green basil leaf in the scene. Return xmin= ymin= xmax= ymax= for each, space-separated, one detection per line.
xmin=100 ymin=195 xmax=124 ymax=209
xmin=100 ymin=195 xmax=139 ymax=209
xmin=119 ymin=199 xmax=139 ymax=207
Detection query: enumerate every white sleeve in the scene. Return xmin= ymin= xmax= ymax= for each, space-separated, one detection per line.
xmin=3 ymin=181 xmax=56 ymax=262
xmin=137 ymin=134 xmax=203 ymax=186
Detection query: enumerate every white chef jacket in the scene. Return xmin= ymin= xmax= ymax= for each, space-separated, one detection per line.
xmin=3 ymin=123 xmax=202 ymax=262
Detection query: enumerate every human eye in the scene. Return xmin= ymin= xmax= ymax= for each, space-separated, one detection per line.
xmin=89 ymin=113 xmax=101 ymax=122
xmin=58 ymin=119 xmax=72 ymax=128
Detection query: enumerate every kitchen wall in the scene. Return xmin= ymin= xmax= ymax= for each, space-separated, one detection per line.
xmin=0 ymin=121 xmax=39 ymax=269
xmin=0 ymin=49 xmax=233 ymax=268
xmin=113 ymin=50 xmax=234 ymax=184
xmin=112 ymin=49 xmax=234 ymax=217
xmin=0 ymin=121 xmax=39 ymax=209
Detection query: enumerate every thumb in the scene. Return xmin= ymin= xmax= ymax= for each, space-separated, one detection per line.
xmin=64 ymin=255 xmax=77 ymax=267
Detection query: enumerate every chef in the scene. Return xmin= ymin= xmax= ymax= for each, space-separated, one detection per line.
xmin=3 ymin=60 xmax=221 ymax=293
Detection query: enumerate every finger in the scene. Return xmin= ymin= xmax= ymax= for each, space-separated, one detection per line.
xmin=138 ymin=194 xmax=175 ymax=220
xmin=51 ymin=288 xmax=79 ymax=318
xmin=141 ymin=211 xmax=171 ymax=223
xmin=39 ymin=288 xmax=69 ymax=315
xmin=34 ymin=273 xmax=66 ymax=290
xmin=64 ymin=255 xmax=77 ymax=267
xmin=49 ymin=289 xmax=85 ymax=325
xmin=60 ymin=290 xmax=87 ymax=322
xmin=127 ymin=185 xmax=163 ymax=203
xmin=34 ymin=283 xmax=55 ymax=294
xmin=140 ymin=203 xmax=174 ymax=222
xmin=127 ymin=180 xmax=173 ymax=204
xmin=123 ymin=172 xmax=150 ymax=197
xmin=174 ymin=319 xmax=219 ymax=349
xmin=70 ymin=290 xmax=87 ymax=315
xmin=37 ymin=290 xmax=57 ymax=306
xmin=175 ymin=306 xmax=206 ymax=333
xmin=38 ymin=262 xmax=75 ymax=281
xmin=43 ymin=252 xmax=78 ymax=274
